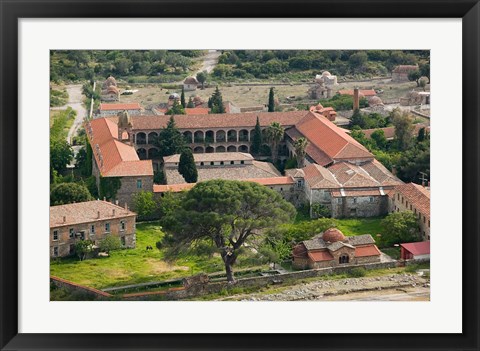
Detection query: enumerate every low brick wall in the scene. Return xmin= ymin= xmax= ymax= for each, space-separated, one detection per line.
xmin=50 ymin=276 xmax=112 ymax=299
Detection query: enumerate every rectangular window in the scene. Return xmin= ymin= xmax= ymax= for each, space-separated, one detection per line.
xmin=121 ymin=236 xmax=126 ymax=246
xmin=240 ymin=161 xmax=245 ymax=165
xmin=397 ymin=194 xmax=400 ymax=200
xmin=230 ymin=161 xmax=234 ymax=165
xmin=69 ymin=244 xmax=75 ymax=255
xmin=369 ymin=197 xmax=374 ymax=203
xmin=53 ymin=230 xmax=58 ymax=241
xmin=69 ymin=228 xmax=74 ymax=239
xmin=414 ymin=208 xmax=416 ymax=214
xmin=401 ymin=197 xmax=404 ymax=204
xmin=105 ymin=222 xmax=110 ymax=233
xmin=53 ymin=247 xmax=58 ymax=257
xmin=428 ymin=220 xmax=430 ymax=227
xmin=210 ymin=161 xmax=214 ymax=166
xmin=353 ymin=198 xmax=357 ymax=204
xmin=406 ymin=201 xmax=408 ymax=208
xmin=220 ymin=161 xmax=224 ymax=165
xmin=337 ymin=198 xmax=343 ymax=204
xmin=136 ymin=179 xmax=142 ymax=189
xmin=423 ymin=216 xmax=426 ymax=224
xmin=120 ymin=220 xmax=126 ymax=231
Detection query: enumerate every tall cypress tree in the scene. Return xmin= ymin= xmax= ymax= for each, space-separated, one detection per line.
xmin=268 ymin=87 xmax=275 ymax=112
xmin=178 ymin=148 xmax=198 ymax=183
xmin=180 ymin=86 xmax=186 ymax=108
xmin=155 ymin=116 xmax=186 ymax=156
xmin=210 ymin=86 xmax=225 ymax=114
xmin=251 ymin=116 xmax=263 ymax=155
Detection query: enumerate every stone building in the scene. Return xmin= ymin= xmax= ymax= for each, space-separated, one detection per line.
xmin=85 ymin=112 xmax=154 ymax=209
xmin=50 ymin=200 xmax=137 ymax=258
xmin=286 ymin=159 xmax=402 ymax=218
xmin=292 ymin=228 xmax=381 ymax=269
xmin=183 ymin=76 xmax=199 ymax=91
xmin=101 ymin=76 xmax=120 ymax=101
xmin=99 ymin=103 xmax=143 ymax=117
xmin=392 ymin=65 xmax=419 ymax=82
xmin=309 ymin=103 xmax=337 ymax=121
xmin=391 ymin=183 xmax=430 ymax=240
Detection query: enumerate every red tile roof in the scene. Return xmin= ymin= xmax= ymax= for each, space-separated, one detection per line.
xmin=185 ymin=108 xmax=210 ymax=115
xmin=400 ymin=241 xmax=430 ymax=256
xmin=355 ymin=245 xmax=381 ymax=257
xmin=86 ymin=118 xmax=153 ymax=177
xmin=395 ymin=183 xmax=430 ymax=219
xmin=338 ymin=89 xmax=377 ymax=97
xmin=99 ymin=103 xmax=142 ymax=111
xmin=246 ymin=176 xmax=294 ymax=186
xmin=294 ymin=112 xmax=373 ymax=162
xmin=131 ymin=111 xmax=307 ymax=131
xmin=303 ymin=164 xmax=340 ymax=189
xmin=50 ymin=200 xmax=136 ymax=228
xmin=308 ymin=250 xmax=334 ymax=262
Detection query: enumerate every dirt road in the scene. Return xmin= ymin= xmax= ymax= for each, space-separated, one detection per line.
xmin=50 ymin=84 xmax=87 ymax=144
xmin=197 ymin=50 xmax=221 ymax=74
xmin=219 ymin=273 xmax=430 ymax=301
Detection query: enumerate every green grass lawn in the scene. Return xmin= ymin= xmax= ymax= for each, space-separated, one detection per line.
xmin=50 ymin=222 xmax=227 ymax=289
xmin=50 ymin=222 xmax=269 ymax=290
xmin=334 ymin=217 xmax=384 ymax=237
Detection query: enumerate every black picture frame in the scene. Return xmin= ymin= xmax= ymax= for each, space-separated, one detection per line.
xmin=1 ymin=1 xmax=479 ymax=350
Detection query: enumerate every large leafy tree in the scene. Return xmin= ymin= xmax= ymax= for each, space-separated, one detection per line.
xmin=155 ymin=116 xmax=186 ymax=157
xmin=391 ymin=108 xmax=414 ymax=151
xmin=265 ymin=122 xmax=284 ymax=163
xmin=160 ymin=180 xmax=296 ymax=282
xmin=196 ymin=71 xmax=207 ymax=89
xmin=379 ymin=211 xmax=420 ymax=248
xmin=132 ymin=191 xmax=158 ymax=220
xmin=50 ymin=138 xmax=73 ymax=181
xmin=178 ymin=148 xmax=198 ymax=183
xmin=293 ymin=137 xmax=309 ymax=168
xmin=50 ymin=182 xmax=93 ymax=205
xmin=250 ymin=116 xmax=263 ymax=155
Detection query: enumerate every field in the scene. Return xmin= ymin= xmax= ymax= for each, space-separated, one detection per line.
xmin=50 ymin=215 xmax=385 ymax=290
xmin=115 ymin=79 xmax=422 ymax=110
xmin=50 ymin=222 xmax=267 ymax=290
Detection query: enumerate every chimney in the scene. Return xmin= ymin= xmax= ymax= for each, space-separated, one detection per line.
xmin=115 ymin=199 xmax=119 ymax=206
xmin=97 ymin=211 xmax=101 ymax=219
xmin=391 ymin=166 xmax=397 ymax=176
xmin=103 ymin=197 xmax=106 ymax=201
xmin=112 ymin=209 xmax=116 ymax=217
xmin=353 ymin=87 xmax=360 ymax=110
xmin=63 ymin=216 xmax=66 ymax=223
xmin=124 ymin=202 xmax=128 ymax=210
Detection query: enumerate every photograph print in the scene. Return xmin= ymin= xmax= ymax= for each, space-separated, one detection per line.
xmin=49 ymin=49 xmax=430 ymax=302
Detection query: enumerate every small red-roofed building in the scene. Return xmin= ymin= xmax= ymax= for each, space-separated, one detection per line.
xmin=99 ymin=103 xmax=143 ymax=117
xmin=292 ymin=228 xmax=381 ymax=269
xmin=392 ymin=183 xmax=430 ymax=240
xmin=400 ymin=241 xmax=430 ymax=260
xmin=50 ymin=200 xmax=137 ymax=258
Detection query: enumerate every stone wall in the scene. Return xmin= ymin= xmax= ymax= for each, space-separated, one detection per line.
xmin=50 ymin=276 xmax=112 ymax=300
xmin=331 ymin=195 xmax=389 ymax=218
xmin=116 ymin=175 xmax=154 ymax=210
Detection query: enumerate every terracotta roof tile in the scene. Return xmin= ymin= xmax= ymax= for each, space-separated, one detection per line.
xmin=50 ymin=200 xmax=136 ymax=228
xmin=355 ymin=245 xmax=381 ymax=257
xmin=395 ymin=183 xmax=430 ymax=219
xmin=308 ymin=250 xmax=334 ymax=262
xmin=99 ymin=103 xmax=142 ymax=111
xmin=303 ymin=164 xmax=341 ymax=189
xmin=86 ymin=118 xmax=153 ymax=177
xmin=294 ymin=112 xmax=373 ymax=161
xmin=185 ymin=108 xmax=210 ymax=115
xmin=400 ymin=241 xmax=430 ymax=255
xmin=131 ymin=111 xmax=307 ymax=131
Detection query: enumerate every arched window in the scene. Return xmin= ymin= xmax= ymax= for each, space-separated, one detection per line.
xmin=339 ymin=254 xmax=349 ymax=264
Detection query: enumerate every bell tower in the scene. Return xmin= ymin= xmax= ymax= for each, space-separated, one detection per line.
xmin=117 ymin=110 xmax=132 ymax=143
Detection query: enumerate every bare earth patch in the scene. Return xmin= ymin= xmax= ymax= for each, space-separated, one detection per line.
xmin=146 ymin=258 xmax=189 ymax=274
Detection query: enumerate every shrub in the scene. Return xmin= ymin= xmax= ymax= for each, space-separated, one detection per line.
xmin=348 ymin=267 xmax=366 ymax=278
